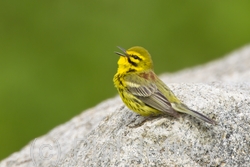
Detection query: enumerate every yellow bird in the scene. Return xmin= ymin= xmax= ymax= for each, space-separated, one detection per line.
xmin=113 ymin=46 xmax=216 ymax=125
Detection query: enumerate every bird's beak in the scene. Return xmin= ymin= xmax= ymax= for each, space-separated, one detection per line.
xmin=115 ymin=46 xmax=127 ymax=57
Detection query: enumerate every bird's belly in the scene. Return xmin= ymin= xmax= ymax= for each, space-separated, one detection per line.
xmin=120 ymin=91 xmax=162 ymax=116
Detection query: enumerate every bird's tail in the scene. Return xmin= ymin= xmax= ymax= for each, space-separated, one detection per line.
xmin=171 ymin=103 xmax=216 ymax=125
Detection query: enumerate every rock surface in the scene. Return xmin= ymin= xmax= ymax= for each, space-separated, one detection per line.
xmin=1 ymin=45 xmax=250 ymax=167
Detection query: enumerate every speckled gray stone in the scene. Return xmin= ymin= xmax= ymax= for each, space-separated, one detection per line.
xmin=1 ymin=45 xmax=250 ymax=167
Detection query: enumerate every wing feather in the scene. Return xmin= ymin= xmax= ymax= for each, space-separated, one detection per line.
xmin=124 ymin=74 xmax=178 ymax=116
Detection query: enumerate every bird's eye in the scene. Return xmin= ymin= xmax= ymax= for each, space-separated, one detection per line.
xmin=131 ymin=55 xmax=140 ymax=60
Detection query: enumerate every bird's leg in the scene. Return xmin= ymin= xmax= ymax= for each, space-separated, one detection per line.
xmin=127 ymin=115 xmax=162 ymax=128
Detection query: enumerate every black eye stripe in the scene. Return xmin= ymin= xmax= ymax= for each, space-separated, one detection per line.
xmin=127 ymin=57 xmax=138 ymax=67
xmin=131 ymin=55 xmax=142 ymax=60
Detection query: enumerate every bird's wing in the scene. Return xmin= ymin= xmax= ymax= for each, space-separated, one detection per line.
xmin=124 ymin=73 xmax=178 ymax=117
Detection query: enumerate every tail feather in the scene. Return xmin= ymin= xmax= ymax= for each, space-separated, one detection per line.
xmin=187 ymin=108 xmax=217 ymax=125
xmin=171 ymin=103 xmax=217 ymax=125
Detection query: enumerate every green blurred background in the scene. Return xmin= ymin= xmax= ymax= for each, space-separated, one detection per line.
xmin=0 ymin=0 xmax=250 ymax=160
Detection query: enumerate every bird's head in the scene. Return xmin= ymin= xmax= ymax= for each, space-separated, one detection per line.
xmin=115 ymin=46 xmax=153 ymax=73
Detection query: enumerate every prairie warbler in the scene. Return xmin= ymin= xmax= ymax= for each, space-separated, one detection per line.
xmin=113 ymin=46 xmax=216 ymax=125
